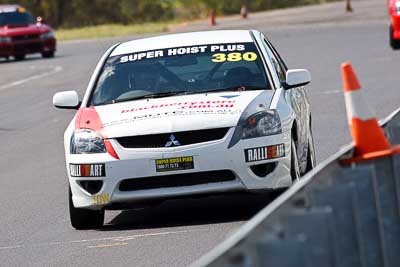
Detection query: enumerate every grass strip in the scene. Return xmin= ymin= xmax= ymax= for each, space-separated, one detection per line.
xmin=56 ymin=22 xmax=171 ymax=41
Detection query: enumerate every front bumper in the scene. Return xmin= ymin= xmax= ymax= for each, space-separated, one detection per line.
xmin=0 ymin=38 xmax=56 ymax=57
xmin=67 ymin=128 xmax=292 ymax=210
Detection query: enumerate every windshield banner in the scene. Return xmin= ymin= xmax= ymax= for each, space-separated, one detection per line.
xmin=117 ymin=43 xmax=255 ymax=63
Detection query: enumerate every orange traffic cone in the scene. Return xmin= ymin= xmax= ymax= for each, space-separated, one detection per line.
xmin=210 ymin=10 xmax=216 ymax=26
xmin=341 ymin=62 xmax=400 ymax=164
xmin=240 ymin=5 xmax=248 ymax=19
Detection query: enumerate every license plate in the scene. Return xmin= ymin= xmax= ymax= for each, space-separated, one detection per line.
xmin=155 ymin=156 xmax=194 ymax=172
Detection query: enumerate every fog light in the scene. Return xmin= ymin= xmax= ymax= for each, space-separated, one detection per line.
xmin=250 ymin=162 xmax=277 ymax=177
xmin=77 ymin=180 xmax=103 ymax=195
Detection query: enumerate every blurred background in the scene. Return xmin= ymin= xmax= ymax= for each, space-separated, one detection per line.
xmin=0 ymin=0 xmax=336 ymax=28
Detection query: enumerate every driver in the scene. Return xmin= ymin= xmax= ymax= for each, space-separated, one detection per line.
xmin=128 ymin=64 xmax=162 ymax=93
xmin=92 ymin=63 xmax=164 ymax=105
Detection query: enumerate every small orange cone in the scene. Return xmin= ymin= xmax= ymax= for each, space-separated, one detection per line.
xmin=341 ymin=62 xmax=400 ymax=164
xmin=240 ymin=5 xmax=248 ymax=19
xmin=210 ymin=10 xmax=216 ymax=26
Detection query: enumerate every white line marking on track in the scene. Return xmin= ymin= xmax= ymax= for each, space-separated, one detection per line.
xmin=0 ymin=229 xmax=205 ymax=251
xmin=48 ymin=229 xmax=201 ymax=245
xmin=0 ymin=66 xmax=63 ymax=92
xmin=88 ymin=242 xmax=128 ymax=249
xmin=0 ymin=245 xmax=23 ymax=251
xmin=317 ymin=90 xmax=342 ymax=95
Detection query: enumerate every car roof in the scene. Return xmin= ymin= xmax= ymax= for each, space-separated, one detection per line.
xmin=0 ymin=5 xmax=21 ymax=13
xmin=110 ymin=30 xmax=256 ymax=56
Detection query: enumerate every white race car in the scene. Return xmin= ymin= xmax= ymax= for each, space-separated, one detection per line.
xmin=53 ymin=30 xmax=315 ymax=229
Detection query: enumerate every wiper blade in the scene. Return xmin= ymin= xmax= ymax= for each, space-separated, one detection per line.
xmin=187 ymin=86 xmax=266 ymax=95
xmin=114 ymin=91 xmax=187 ymax=103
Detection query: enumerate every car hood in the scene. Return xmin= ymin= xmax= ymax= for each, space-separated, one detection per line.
xmin=0 ymin=24 xmax=51 ymax=36
xmin=89 ymin=90 xmax=273 ymax=138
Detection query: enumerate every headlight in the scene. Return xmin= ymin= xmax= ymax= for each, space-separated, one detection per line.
xmin=241 ymin=110 xmax=282 ymax=139
xmin=40 ymin=31 xmax=54 ymax=40
xmin=70 ymin=129 xmax=106 ymax=154
xmin=0 ymin=36 xmax=11 ymax=43
xmin=228 ymin=110 xmax=282 ymax=148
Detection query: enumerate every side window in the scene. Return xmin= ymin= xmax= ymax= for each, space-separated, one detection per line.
xmin=262 ymin=39 xmax=286 ymax=83
xmin=266 ymin=38 xmax=288 ymax=73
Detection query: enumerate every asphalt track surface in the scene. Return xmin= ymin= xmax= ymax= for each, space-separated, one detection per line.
xmin=0 ymin=0 xmax=399 ymax=266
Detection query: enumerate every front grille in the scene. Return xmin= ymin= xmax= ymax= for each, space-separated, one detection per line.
xmin=14 ymin=42 xmax=42 ymax=53
xmin=119 ymin=170 xmax=236 ymax=191
xmin=12 ymin=34 xmax=40 ymax=41
xmin=116 ymin=127 xmax=230 ymax=148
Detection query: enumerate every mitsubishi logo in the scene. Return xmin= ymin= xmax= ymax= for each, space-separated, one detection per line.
xmin=165 ymin=134 xmax=181 ymax=147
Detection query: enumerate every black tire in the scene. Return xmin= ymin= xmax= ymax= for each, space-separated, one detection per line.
xmin=69 ymin=187 xmax=104 ymax=230
xmin=390 ymin=25 xmax=400 ymax=50
xmin=14 ymin=54 xmax=25 ymax=61
xmin=305 ymin=126 xmax=316 ymax=173
xmin=290 ymin=139 xmax=301 ymax=182
xmin=42 ymin=51 xmax=55 ymax=58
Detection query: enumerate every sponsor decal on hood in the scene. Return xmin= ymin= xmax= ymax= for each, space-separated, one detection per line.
xmin=86 ymin=90 xmax=273 ymax=138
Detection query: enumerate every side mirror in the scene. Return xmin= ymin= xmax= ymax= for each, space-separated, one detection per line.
xmin=53 ymin=91 xmax=80 ymax=109
xmin=283 ymin=69 xmax=311 ymax=89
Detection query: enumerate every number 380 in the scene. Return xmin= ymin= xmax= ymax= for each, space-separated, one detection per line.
xmin=211 ymin=52 xmax=258 ymax=63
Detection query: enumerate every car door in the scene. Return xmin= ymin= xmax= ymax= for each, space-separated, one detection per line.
xmin=261 ymin=37 xmax=309 ymax=171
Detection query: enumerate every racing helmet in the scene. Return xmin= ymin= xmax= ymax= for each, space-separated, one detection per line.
xmin=223 ymin=66 xmax=253 ymax=88
xmin=128 ymin=64 xmax=162 ymax=92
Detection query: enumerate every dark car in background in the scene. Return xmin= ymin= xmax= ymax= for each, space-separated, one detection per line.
xmin=0 ymin=5 xmax=56 ymax=60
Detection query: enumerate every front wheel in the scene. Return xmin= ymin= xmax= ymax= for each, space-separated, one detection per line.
xmin=290 ymin=139 xmax=301 ymax=182
xmin=390 ymin=25 xmax=400 ymax=50
xmin=42 ymin=51 xmax=55 ymax=58
xmin=305 ymin=128 xmax=316 ymax=173
xmin=69 ymin=188 xmax=104 ymax=230
xmin=14 ymin=54 xmax=25 ymax=61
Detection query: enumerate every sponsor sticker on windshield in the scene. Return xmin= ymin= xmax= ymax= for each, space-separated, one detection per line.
xmin=118 ymin=43 xmax=252 ymax=63
xmin=155 ymin=156 xmax=194 ymax=172
xmin=211 ymin=52 xmax=257 ymax=63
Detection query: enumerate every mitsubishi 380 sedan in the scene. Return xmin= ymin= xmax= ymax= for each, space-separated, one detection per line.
xmin=53 ymin=30 xmax=315 ymax=229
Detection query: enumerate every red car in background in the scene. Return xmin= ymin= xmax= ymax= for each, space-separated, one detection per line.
xmin=388 ymin=0 xmax=400 ymax=49
xmin=0 ymin=5 xmax=56 ymax=61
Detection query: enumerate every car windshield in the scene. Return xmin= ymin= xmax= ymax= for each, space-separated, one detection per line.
xmin=0 ymin=10 xmax=35 ymax=26
xmin=90 ymin=42 xmax=271 ymax=106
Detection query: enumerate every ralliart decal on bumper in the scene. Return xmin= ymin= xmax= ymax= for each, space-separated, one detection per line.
xmin=244 ymin=144 xmax=285 ymax=162
xmin=70 ymin=164 xmax=106 ymax=177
